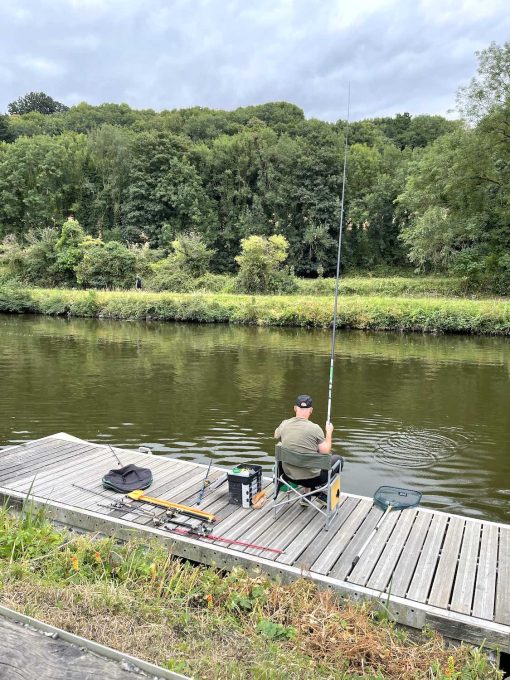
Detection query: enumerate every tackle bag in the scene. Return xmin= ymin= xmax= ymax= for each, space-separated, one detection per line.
xmin=102 ymin=464 xmax=153 ymax=493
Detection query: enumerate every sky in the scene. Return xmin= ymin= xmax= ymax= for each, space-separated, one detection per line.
xmin=0 ymin=0 xmax=509 ymax=122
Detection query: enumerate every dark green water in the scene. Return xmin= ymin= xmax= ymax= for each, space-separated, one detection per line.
xmin=1 ymin=315 xmax=509 ymax=522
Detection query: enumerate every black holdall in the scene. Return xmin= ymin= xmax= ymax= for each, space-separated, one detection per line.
xmin=102 ymin=464 xmax=153 ymax=493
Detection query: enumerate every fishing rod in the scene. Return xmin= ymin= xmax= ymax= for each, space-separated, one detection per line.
xmin=165 ymin=525 xmax=284 ymax=555
xmin=326 ymin=83 xmax=351 ymax=426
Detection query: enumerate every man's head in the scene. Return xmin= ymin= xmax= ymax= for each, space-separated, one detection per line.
xmin=294 ymin=394 xmax=313 ymax=419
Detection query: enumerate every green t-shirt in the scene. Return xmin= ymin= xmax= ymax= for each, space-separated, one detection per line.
xmin=275 ymin=416 xmax=325 ymax=480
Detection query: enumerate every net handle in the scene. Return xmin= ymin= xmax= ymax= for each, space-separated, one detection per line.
xmin=351 ymin=487 xmax=421 ymax=568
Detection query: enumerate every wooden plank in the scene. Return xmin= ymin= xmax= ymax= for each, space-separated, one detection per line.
xmin=450 ymin=520 xmax=482 ymax=616
xmin=348 ymin=510 xmax=400 ymax=587
xmin=472 ymin=523 xmax=498 ymax=620
xmin=406 ymin=513 xmax=448 ymax=603
xmin=496 ymin=527 xmax=510 ymax=625
xmin=0 ymin=441 xmax=94 ymax=483
xmin=242 ymin=503 xmax=307 ymax=556
xmin=428 ymin=516 xmax=465 ymax=609
xmin=327 ymin=505 xmax=384 ymax=581
xmin=9 ymin=447 xmax=119 ymax=492
xmin=0 ymin=438 xmax=73 ymax=468
xmin=366 ymin=509 xmax=417 ymax=592
xmin=213 ymin=502 xmax=299 ymax=553
xmin=278 ymin=496 xmax=353 ymax=566
xmin=390 ymin=511 xmax=432 ymax=597
xmin=294 ymin=497 xmax=364 ymax=571
xmin=311 ymin=499 xmax=375 ymax=576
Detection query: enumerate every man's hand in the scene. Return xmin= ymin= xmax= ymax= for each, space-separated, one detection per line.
xmin=318 ymin=421 xmax=334 ymax=454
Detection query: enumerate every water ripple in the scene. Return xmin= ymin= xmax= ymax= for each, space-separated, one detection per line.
xmin=373 ymin=428 xmax=470 ymax=468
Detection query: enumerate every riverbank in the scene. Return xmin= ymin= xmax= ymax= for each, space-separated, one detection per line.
xmin=0 ymin=285 xmax=509 ymax=334
xmin=0 ymin=507 xmax=501 ymax=680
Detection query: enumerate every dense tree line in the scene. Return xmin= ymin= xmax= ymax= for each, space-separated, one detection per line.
xmin=0 ymin=42 xmax=508 ymax=292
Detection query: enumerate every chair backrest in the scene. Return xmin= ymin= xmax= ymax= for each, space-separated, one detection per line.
xmin=275 ymin=443 xmax=332 ymax=471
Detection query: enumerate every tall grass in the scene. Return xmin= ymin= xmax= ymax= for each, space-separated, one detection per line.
xmin=1 ymin=285 xmax=509 ymax=335
xmin=0 ymin=509 xmax=502 ymax=680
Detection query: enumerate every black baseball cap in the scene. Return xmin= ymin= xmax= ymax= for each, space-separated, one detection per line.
xmin=295 ymin=394 xmax=313 ymax=408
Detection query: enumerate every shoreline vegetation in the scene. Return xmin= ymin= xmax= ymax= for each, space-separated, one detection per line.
xmin=0 ymin=507 xmax=502 ymax=680
xmin=0 ymin=282 xmax=509 ymax=335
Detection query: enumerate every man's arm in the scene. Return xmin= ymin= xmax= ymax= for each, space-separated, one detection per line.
xmin=274 ymin=421 xmax=284 ymax=439
xmin=318 ymin=422 xmax=334 ymax=454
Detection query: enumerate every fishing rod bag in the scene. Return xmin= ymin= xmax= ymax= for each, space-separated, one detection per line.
xmin=102 ymin=464 xmax=153 ymax=493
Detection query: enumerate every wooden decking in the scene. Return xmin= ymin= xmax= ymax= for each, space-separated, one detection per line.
xmin=1 ymin=433 xmax=509 ymax=651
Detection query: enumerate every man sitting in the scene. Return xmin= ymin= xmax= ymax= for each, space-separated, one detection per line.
xmin=274 ymin=394 xmax=343 ymax=504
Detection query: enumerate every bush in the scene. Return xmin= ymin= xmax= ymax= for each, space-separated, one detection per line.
xmin=1 ymin=229 xmax=59 ymax=286
xmin=170 ymin=231 xmax=214 ymax=277
xmin=147 ymin=268 xmax=196 ymax=292
xmin=53 ymin=217 xmax=87 ymax=286
xmin=75 ymin=241 xmax=137 ymax=289
xmin=235 ymin=234 xmax=297 ymax=294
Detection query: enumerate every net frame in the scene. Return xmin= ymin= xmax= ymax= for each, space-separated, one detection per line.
xmin=374 ymin=485 xmax=422 ymax=510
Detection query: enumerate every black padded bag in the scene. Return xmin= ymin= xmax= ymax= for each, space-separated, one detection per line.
xmin=102 ymin=464 xmax=153 ymax=493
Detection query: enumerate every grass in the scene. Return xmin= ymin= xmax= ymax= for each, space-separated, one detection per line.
xmin=0 ymin=507 xmax=502 ymax=679
xmin=0 ymin=284 xmax=509 ymax=335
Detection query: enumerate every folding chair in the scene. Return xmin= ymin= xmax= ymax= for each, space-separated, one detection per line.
xmin=272 ymin=443 xmax=343 ymax=530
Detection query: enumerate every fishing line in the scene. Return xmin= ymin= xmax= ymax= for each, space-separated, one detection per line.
xmin=326 ymin=83 xmax=350 ymax=425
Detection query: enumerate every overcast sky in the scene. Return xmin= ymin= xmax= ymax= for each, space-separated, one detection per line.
xmin=1 ymin=0 xmax=509 ymax=121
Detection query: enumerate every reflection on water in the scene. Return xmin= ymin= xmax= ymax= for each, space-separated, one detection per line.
xmin=0 ymin=315 xmax=509 ymax=522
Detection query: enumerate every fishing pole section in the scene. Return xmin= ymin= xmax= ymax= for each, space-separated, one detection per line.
xmin=326 ymin=83 xmax=350 ymax=426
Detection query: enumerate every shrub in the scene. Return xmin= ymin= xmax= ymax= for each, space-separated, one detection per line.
xmin=170 ymin=231 xmax=214 ymax=277
xmin=1 ymin=229 xmax=59 ymax=286
xmin=75 ymin=241 xmax=137 ymax=289
xmin=148 ymin=268 xmax=196 ymax=292
xmin=235 ymin=234 xmax=297 ymax=294
xmin=53 ymin=216 xmax=86 ymax=286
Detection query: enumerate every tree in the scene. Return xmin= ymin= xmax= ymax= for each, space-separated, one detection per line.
xmin=456 ymin=41 xmax=510 ymax=121
xmin=86 ymin=124 xmax=133 ymax=237
xmin=8 ymin=91 xmax=69 ymax=115
xmin=235 ymin=234 xmax=295 ymax=293
xmin=54 ymin=216 xmax=87 ymax=285
xmin=169 ymin=231 xmax=214 ymax=277
xmin=397 ymin=43 xmax=510 ymax=291
xmin=0 ymin=133 xmax=88 ymax=240
xmin=0 ymin=115 xmax=14 ymax=142
xmin=76 ymin=241 xmax=137 ymax=289
xmin=122 ymin=131 xmax=215 ymax=245
xmin=0 ymin=229 xmax=59 ymax=286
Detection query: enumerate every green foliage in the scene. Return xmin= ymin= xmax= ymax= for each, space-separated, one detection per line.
xmin=0 ymin=114 xmax=14 ymax=142
xmin=1 ymin=229 xmax=59 ymax=286
xmin=2 ymin=286 xmax=508 ymax=334
xmin=75 ymin=241 xmax=137 ymax=289
xmin=8 ymin=91 xmax=69 ymax=115
xmin=53 ymin=216 xmax=86 ymax=285
xmin=456 ymin=41 xmax=510 ymax=121
xmin=169 ymin=231 xmax=214 ymax=277
xmin=0 ymin=133 xmax=88 ymax=239
xmin=235 ymin=234 xmax=297 ymax=294
xmin=257 ymin=618 xmax=297 ymax=640
xmin=0 ymin=47 xmax=507 ymax=291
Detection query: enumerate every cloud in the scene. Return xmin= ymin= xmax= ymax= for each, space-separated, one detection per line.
xmin=0 ymin=0 xmax=508 ymax=120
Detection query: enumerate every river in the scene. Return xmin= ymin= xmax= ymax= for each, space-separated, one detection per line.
xmin=1 ymin=315 xmax=509 ymax=523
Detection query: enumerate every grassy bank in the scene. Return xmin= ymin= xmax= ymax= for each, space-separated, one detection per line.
xmin=0 ymin=284 xmax=509 ymax=334
xmin=0 ymin=507 xmax=501 ymax=680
